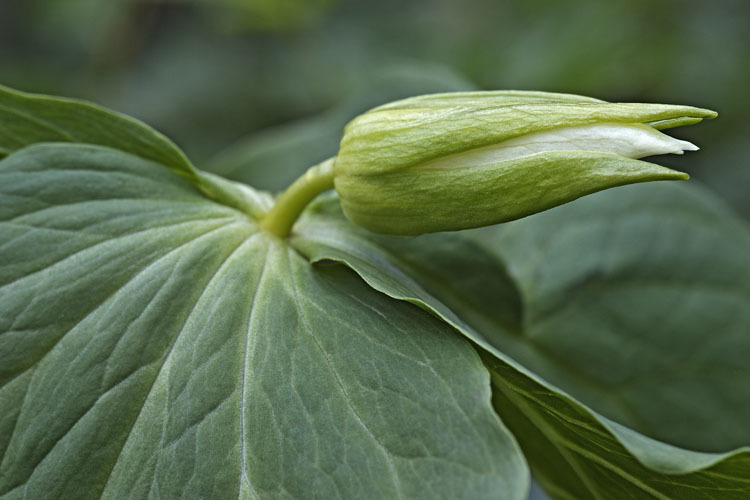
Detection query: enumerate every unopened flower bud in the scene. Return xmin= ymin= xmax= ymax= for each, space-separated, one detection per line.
xmin=333 ymin=91 xmax=716 ymax=234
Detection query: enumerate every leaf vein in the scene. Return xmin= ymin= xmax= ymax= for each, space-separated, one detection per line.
xmin=0 ymin=103 xmax=78 ymax=143
xmin=100 ymin=230 xmax=260 ymax=499
xmin=237 ymin=239 xmax=270 ymax=500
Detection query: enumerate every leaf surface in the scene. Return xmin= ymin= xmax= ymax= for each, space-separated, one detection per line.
xmin=291 ymin=183 xmax=750 ymax=499
xmin=0 ymin=85 xmax=265 ymax=218
xmin=0 ymin=143 xmax=527 ymax=499
xmin=469 ymin=182 xmax=750 ymax=452
xmin=0 ymin=85 xmax=193 ymax=175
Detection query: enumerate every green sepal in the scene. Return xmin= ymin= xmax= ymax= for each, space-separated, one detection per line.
xmin=335 ymin=93 xmax=716 ymax=176
xmin=336 ymin=150 xmax=688 ymax=234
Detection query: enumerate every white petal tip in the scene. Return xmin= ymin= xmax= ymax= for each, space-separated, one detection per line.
xmin=677 ymin=140 xmax=699 ymax=153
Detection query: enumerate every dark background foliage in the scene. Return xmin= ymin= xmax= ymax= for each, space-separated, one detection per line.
xmin=2 ymin=1 xmax=748 ymax=498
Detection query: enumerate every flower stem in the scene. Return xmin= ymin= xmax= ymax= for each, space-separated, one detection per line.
xmin=261 ymin=158 xmax=335 ymax=238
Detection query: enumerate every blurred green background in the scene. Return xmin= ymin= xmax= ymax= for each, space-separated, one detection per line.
xmin=1 ymin=0 xmax=748 ymax=218
xmin=1 ymin=1 xmax=748 ymax=498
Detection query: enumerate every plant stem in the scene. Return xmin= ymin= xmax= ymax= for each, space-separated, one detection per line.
xmin=262 ymin=158 xmax=335 ymax=238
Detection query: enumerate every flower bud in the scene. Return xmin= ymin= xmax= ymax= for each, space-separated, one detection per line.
xmin=333 ymin=91 xmax=717 ymax=234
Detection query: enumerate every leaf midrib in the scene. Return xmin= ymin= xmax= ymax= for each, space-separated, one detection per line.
xmin=0 ymin=103 xmax=78 ymax=144
xmin=237 ymin=241 xmax=270 ymax=500
xmin=98 ymin=231 xmax=263 ymax=499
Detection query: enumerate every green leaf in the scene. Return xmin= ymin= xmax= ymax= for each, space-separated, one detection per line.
xmin=468 ymin=182 xmax=750 ymax=452
xmin=0 ymin=143 xmax=528 ymax=499
xmin=290 ymin=185 xmax=750 ymax=499
xmin=0 ymin=84 xmax=272 ymax=222
xmin=0 ymin=84 xmax=194 ymax=176
xmin=481 ymin=354 xmax=750 ymax=500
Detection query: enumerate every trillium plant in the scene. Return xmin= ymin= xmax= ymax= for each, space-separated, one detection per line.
xmin=1 ymin=84 xmax=749 ymax=500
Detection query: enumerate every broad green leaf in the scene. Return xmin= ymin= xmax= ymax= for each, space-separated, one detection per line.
xmin=481 ymin=354 xmax=750 ymax=500
xmin=0 ymin=85 xmax=264 ymax=219
xmin=468 ymin=182 xmax=750 ymax=452
xmin=0 ymin=143 xmax=528 ymax=499
xmin=0 ymin=84 xmax=194 ymax=175
xmin=302 ymin=181 xmax=750 ymax=452
xmin=291 ymin=186 xmax=750 ymax=498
